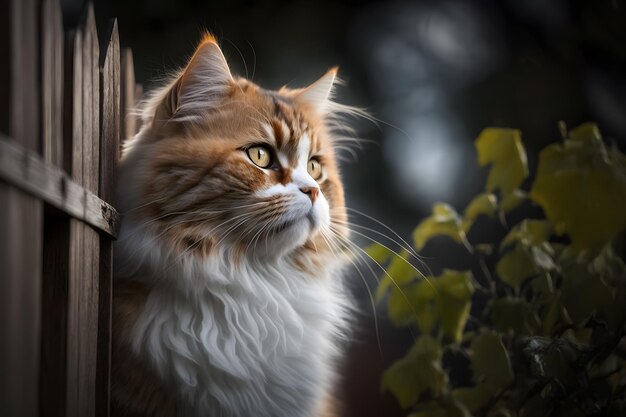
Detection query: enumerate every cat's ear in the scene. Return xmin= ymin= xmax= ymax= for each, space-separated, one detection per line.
xmin=156 ymin=34 xmax=233 ymax=122
xmin=295 ymin=67 xmax=337 ymax=114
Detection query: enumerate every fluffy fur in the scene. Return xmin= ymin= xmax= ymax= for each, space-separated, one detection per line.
xmin=112 ymin=34 xmax=356 ymax=417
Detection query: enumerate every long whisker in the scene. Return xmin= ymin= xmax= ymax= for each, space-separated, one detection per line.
xmin=319 ymin=228 xmax=384 ymax=357
xmin=327 ymin=226 xmax=424 ymax=327
xmin=332 ymin=224 xmax=428 ymax=280
xmin=345 ymin=207 xmax=421 ymax=259
xmin=332 ymin=218 xmax=429 ymax=275
xmin=333 ymin=223 xmax=431 ymax=284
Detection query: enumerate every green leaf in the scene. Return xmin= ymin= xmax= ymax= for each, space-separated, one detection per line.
xmin=530 ymin=273 xmax=555 ymax=305
xmin=435 ymin=270 xmax=474 ymax=342
xmin=530 ymin=123 xmax=626 ymax=252
xmin=496 ymin=244 xmax=539 ymax=287
xmin=499 ymin=189 xmax=528 ymax=213
xmin=381 ymin=336 xmax=447 ymax=409
xmin=413 ymin=203 xmax=466 ymax=251
xmin=569 ymin=122 xmax=602 ymax=142
xmin=500 ymin=220 xmax=553 ymax=250
xmin=530 ymin=246 xmax=557 ymax=272
xmin=470 ymin=331 xmax=514 ymax=388
xmin=590 ymin=242 xmax=626 ymax=277
xmin=462 ymin=193 xmax=497 ymax=232
xmin=561 ymin=263 xmax=614 ymax=326
xmin=413 ymin=280 xmax=438 ymax=334
xmin=387 ymin=285 xmax=417 ymax=327
xmin=386 ymin=270 xmax=473 ymax=340
xmin=476 ymin=128 xmax=529 ymax=196
xmin=410 ymin=398 xmax=471 ymax=417
xmin=490 ymin=298 xmax=541 ymax=335
xmin=520 ymin=393 xmax=550 ymax=417
xmin=388 ymin=280 xmax=436 ymax=329
xmin=542 ymin=294 xmax=563 ymax=336
xmin=375 ymin=249 xmax=418 ymax=301
xmin=365 ymin=243 xmax=393 ymax=264
xmin=440 ymin=398 xmax=472 ymax=417
xmin=452 ymin=385 xmax=493 ymax=413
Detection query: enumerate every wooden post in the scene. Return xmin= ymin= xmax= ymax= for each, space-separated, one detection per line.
xmin=120 ymin=48 xmax=139 ymax=139
xmin=40 ymin=0 xmax=69 ymax=416
xmin=0 ymin=1 xmax=43 ymax=417
xmin=66 ymin=4 xmax=100 ymax=417
xmin=1 ymin=1 xmax=134 ymax=415
xmin=41 ymin=0 xmax=64 ymax=167
xmin=97 ymin=18 xmax=120 ymax=417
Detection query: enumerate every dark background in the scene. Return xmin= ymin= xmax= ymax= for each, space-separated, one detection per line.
xmin=60 ymin=1 xmax=626 ymax=415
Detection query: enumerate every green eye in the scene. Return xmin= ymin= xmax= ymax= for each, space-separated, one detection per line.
xmin=308 ymin=159 xmax=322 ymax=180
xmin=246 ymin=145 xmax=272 ymax=168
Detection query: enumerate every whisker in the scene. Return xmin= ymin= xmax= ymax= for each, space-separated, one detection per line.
xmin=319 ymin=228 xmax=383 ymax=358
xmin=332 ymin=219 xmax=427 ymax=273
xmin=345 ymin=207 xmax=421 ymax=259
xmin=326 ymin=226 xmax=424 ymax=328
xmin=332 ymin=224 xmax=431 ymax=284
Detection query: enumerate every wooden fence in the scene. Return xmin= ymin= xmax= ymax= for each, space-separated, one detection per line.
xmin=0 ymin=1 xmax=140 ymax=415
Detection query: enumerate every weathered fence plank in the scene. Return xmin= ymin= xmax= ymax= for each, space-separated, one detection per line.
xmin=0 ymin=137 xmax=120 ymax=237
xmin=41 ymin=0 xmax=64 ymax=166
xmin=66 ymin=4 xmax=100 ymax=417
xmin=120 ymin=48 xmax=138 ymax=139
xmin=100 ymin=20 xmax=121 ymax=205
xmin=0 ymin=1 xmax=43 ymax=417
xmin=40 ymin=207 xmax=70 ymax=417
xmin=65 ymin=25 xmax=86 ymax=417
xmin=2 ymin=1 xmax=137 ymax=415
xmin=97 ymin=18 xmax=121 ymax=417
xmin=40 ymin=0 xmax=69 ymax=414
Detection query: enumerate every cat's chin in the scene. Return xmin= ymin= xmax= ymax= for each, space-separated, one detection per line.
xmin=251 ymin=215 xmax=323 ymax=258
xmin=268 ymin=218 xmax=311 ymax=253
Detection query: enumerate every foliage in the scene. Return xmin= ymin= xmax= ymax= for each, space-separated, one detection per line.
xmin=372 ymin=123 xmax=626 ymax=417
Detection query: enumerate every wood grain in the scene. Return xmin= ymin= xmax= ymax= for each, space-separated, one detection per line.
xmin=0 ymin=136 xmax=120 ymax=237
xmin=40 ymin=1 xmax=69 ymax=416
xmin=0 ymin=1 xmax=43 ymax=417
xmin=1 ymin=1 xmax=137 ymax=415
xmin=67 ymin=4 xmax=100 ymax=417
xmin=41 ymin=0 xmax=64 ymax=167
xmin=120 ymin=48 xmax=138 ymax=140
xmin=97 ymin=19 xmax=121 ymax=417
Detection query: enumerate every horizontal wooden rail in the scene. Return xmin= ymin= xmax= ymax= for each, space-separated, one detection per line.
xmin=0 ymin=136 xmax=120 ymax=238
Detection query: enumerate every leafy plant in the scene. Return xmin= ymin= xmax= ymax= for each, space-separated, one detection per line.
xmin=371 ymin=123 xmax=626 ymax=417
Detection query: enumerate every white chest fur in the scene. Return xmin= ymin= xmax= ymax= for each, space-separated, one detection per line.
xmin=121 ymin=240 xmax=349 ymax=417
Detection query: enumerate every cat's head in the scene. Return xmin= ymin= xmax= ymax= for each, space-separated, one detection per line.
xmin=119 ymin=34 xmax=354 ymax=262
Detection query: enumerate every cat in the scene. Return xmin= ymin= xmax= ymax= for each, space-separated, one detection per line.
xmin=111 ymin=33 xmax=358 ymax=417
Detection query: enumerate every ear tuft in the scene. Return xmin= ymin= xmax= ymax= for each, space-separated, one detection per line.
xmin=156 ymin=34 xmax=233 ymax=123
xmin=296 ymin=67 xmax=338 ymax=114
xmin=200 ymin=31 xmax=218 ymax=44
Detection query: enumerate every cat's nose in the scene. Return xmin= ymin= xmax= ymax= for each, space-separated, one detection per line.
xmin=299 ymin=186 xmax=319 ymax=203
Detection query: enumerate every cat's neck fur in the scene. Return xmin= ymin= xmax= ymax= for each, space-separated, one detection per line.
xmin=114 ymin=144 xmax=350 ymax=417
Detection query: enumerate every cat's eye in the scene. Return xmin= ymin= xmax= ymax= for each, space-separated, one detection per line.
xmin=307 ymin=159 xmax=322 ymax=180
xmin=246 ymin=145 xmax=272 ymax=168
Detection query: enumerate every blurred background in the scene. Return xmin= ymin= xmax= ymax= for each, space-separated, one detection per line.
xmin=56 ymin=0 xmax=626 ymax=415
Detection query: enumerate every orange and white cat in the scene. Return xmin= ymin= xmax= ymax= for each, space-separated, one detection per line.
xmin=112 ymin=34 xmax=355 ymax=417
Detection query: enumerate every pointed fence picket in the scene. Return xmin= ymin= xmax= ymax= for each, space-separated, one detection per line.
xmin=0 ymin=1 xmax=141 ymax=415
